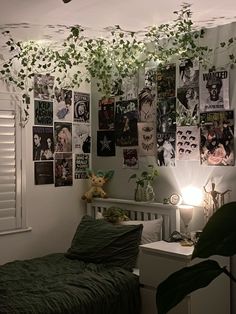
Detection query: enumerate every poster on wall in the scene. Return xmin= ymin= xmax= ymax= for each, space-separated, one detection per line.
xmin=54 ymin=88 xmax=72 ymax=121
xmin=156 ymin=64 xmax=176 ymax=99
xmin=34 ymin=100 xmax=53 ymax=125
xmin=74 ymin=92 xmax=90 ymax=123
xmin=33 ymin=126 xmax=54 ymax=160
xmin=156 ymin=97 xmax=176 ymax=133
xmin=200 ymin=110 xmax=234 ymax=166
xmin=138 ymin=87 xmax=155 ymax=122
xmin=144 ymin=67 xmax=157 ymax=90
xmin=138 ymin=122 xmax=155 ymax=156
xmin=120 ymin=74 xmax=138 ymax=100
xmin=34 ymin=161 xmax=54 ymax=185
xmin=54 ymin=152 xmax=73 ymax=187
xmin=176 ymin=86 xmax=199 ymax=126
xmin=73 ymin=123 xmax=91 ymax=154
xmin=98 ymin=98 xmax=115 ymax=130
xmin=199 ymin=67 xmax=229 ymax=112
xmin=176 ymin=126 xmax=200 ymax=161
xmin=97 ymin=131 xmax=116 ymax=156
xmin=74 ymin=154 xmax=90 ymax=179
xmin=115 ymin=99 xmax=138 ymax=146
xmin=123 ymin=148 xmax=139 ymax=169
xmin=179 ymin=58 xmax=199 ymax=88
xmin=156 ymin=133 xmax=176 ymax=166
xmin=34 ymin=74 xmax=54 ymax=100
xmin=54 ymin=122 xmax=72 ymax=153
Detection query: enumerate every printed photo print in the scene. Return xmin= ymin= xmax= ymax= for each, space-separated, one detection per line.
xmin=33 ymin=126 xmax=54 ymax=161
xmin=54 ymin=153 xmax=73 ymax=187
xmin=200 ymin=110 xmax=234 ymax=166
xmin=54 ymin=122 xmax=72 ymax=153
xmin=34 ymin=74 xmax=54 ymax=100
xmin=199 ymin=67 xmax=229 ymax=112
xmin=74 ymin=92 xmax=90 ymax=123
xmin=54 ymin=88 xmax=73 ymax=121
xmin=34 ymin=100 xmax=53 ymax=126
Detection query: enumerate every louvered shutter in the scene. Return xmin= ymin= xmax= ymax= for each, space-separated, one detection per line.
xmin=0 ymin=95 xmax=22 ymax=232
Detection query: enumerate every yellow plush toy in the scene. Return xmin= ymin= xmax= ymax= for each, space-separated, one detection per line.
xmin=81 ymin=169 xmax=114 ymax=203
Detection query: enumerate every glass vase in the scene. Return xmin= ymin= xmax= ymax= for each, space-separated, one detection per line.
xmin=143 ymin=181 xmax=155 ymax=202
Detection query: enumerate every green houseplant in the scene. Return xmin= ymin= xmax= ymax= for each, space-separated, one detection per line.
xmin=156 ymin=201 xmax=236 ymax=314
xmin=129 ymin=164 xmax=158 ymax=202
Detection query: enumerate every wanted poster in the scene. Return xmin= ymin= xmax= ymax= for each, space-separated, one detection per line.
xmin=156 ymin=133 xmax=176 ymax=167
xmin=54 ymin=88 xmax=72 ymax=121
xmin=138 ymin=122 xmax=155 ymax=156
xmin=115 ymin=99 xmax=138 ymax=146
xmin=34 ymin=100 xmax=53 ymax=125
xmin=74 ymin=92 xmax=90 ymax=123
xmin=74 ymin=154 xmax=90 ymax=179
xmin=199 ymin=67 xmax=229 ymax=112
xmin=176 ymin=126 xmax=200 ymax=161
xmin=123 ymin=148 xmax=139 ymax=169
xmin=200 ymin=110 xmax=234 ymax=166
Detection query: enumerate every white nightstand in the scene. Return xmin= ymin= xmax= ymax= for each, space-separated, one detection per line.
xmin=139 ymin=241 xmax=230 ymax=314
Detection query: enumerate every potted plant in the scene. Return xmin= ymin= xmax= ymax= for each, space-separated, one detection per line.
xmin=129 ymin=164 xmax=158 ymax=202
xmin=156 ymin=201 xmax=236 ymax=314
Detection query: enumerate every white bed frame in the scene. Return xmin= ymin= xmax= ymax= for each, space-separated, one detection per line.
xmin=87 ymin=198 xmax=180 ymax=240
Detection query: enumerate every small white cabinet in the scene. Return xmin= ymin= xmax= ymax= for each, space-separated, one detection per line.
xmin=139 ymin=241 xmax=230 ymax=314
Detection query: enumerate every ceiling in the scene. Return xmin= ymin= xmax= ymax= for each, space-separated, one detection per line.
xmin=0 ymin=0 xmax=236 ymax=42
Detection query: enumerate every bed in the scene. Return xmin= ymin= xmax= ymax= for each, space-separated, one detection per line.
xmin=0 ymin=198 xmax=179 ymax=314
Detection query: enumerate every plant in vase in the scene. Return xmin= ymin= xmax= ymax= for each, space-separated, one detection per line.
xmin=128 ymin=164 xmax=158 ymax=202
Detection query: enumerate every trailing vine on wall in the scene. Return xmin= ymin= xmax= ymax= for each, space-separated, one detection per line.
xmin=0 ymin=3 xmax=235 ymax=126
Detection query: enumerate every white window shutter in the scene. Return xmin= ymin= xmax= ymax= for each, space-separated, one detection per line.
xmin=0 ymin=95 xmax=22 ymax=232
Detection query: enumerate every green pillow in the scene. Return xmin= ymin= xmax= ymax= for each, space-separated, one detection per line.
xmin=66 ymin=215 xmax=143 ymax=269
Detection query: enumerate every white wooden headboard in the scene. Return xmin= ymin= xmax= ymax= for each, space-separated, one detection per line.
xmin=87 ymin=198 xmax=180 ymax=240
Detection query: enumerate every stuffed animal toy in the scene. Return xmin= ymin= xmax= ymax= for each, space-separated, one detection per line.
xmin=81 ymin=169 xmax=114 ymax=203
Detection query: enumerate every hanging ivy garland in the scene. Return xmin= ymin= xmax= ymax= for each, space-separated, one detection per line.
xmin=0 ymin=3 xmax=235 ymax=126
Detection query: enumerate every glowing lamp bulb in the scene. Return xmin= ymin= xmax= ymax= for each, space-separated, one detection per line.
xmin=181 ymin=186 xmax=203 ymax=206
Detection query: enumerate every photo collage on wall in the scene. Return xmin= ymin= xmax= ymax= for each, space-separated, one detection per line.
xmin=33 ymin=73 xmax=91 ymax=185
xmin=96 ymin=59 xmax=234 ymax=168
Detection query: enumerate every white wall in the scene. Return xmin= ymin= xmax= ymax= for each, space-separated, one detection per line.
xmin=91 ymin=23 xmax=236 ymax=313
xmin=0 ymin=79 xmax=90 ymax=265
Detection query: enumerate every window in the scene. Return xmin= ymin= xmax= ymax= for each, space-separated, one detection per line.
xmin=0 ymin=94 xmax=23 ymax=233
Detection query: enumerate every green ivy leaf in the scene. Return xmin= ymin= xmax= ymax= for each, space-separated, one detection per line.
xmin=156 ymin=260 xmax=224 ymax=314
xmin=192 ymin=202 xmax=236 ymax=259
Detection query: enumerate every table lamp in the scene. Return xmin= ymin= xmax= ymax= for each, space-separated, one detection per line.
xmin=179 ymin=205 xmax=194 ymax=238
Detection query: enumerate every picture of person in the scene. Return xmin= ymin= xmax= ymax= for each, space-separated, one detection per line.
xmin=179 ymin=59 xmax=199 ymax=87
xmin=156 ymin=134 xmax=175 ymax=166
xmin=54 ymin=123 xmax=72 ymax=152
xmin=177 ymin=86 xmax=199 ymax=126
xmin=74 ymin=92 xmax=90 ymax=123
xmin=33 ymin=133 xmax=44 ymax=160
xmin=54 ymin=89 xmax=72 ymax=121
xmin=200 ymin=68 xmax=229 ymax=111
xmin=205 ymin=77 xmax=223 ymax=107
xmin=42 ymin=137 xmax=54 ymax=160
xmin=138 ymin=87 xmax=155 ymax=122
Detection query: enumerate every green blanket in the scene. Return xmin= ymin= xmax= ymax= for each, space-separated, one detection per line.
xmin=0 ymin=253 xmax=140 ymax=314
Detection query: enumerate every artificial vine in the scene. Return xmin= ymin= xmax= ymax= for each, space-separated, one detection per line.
xmin=0 ymin=3 xmax=235 ymax=126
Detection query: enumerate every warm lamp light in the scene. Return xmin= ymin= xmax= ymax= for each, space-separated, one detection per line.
xmin=179 ymin=205 xmax=194 ymax=236
xmin=181 ymin=186 xmax=203 ymax=206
